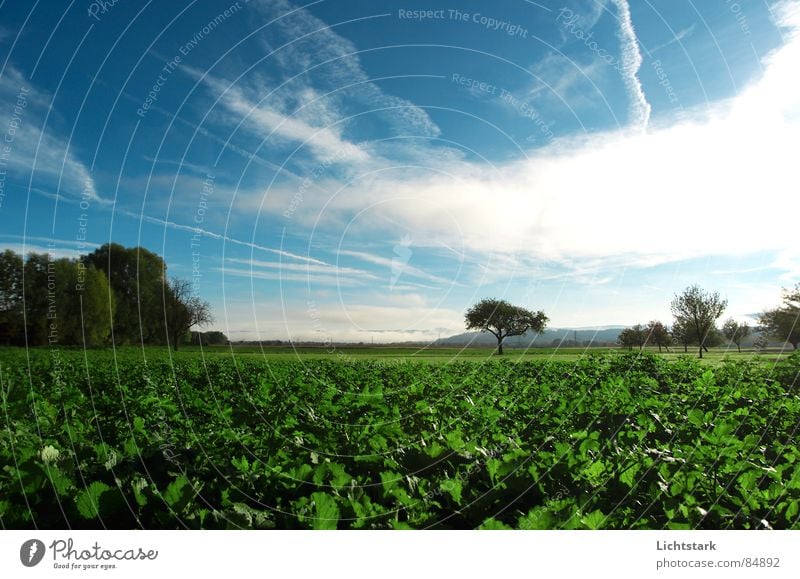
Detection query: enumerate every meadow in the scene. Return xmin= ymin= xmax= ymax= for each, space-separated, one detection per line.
xmin=170 ymin=344 xmax=792 ymax=365
xmin=1 ymin=347 xmax=798 ymax=529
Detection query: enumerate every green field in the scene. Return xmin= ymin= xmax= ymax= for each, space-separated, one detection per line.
xmin=1 ymin=347 xmax=798 ymax=529
xmin=159 ymin=344 xmax=793 ymax=366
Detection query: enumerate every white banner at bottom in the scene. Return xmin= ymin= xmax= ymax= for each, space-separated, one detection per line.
xmin=1 ymin=530 xmax=797 ymax=578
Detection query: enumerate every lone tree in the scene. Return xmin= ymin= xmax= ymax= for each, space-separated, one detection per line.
xmin=645 ymin=320 xmax=672 ymax=352
xmin=758 ymin=284 xmax=800 ymax=350
xmin=465 ymin=298 xmax=548 ymax=355
xmin=165 ymin=277 xmax=213 ymax=351
xmin=722 ymin=318 xmax=751 ymax=353
xmin=670 ymin=284 xmax=727 ymax=358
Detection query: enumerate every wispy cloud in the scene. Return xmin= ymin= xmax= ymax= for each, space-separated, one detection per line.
xmin=649 ymin=24 xmax=696 ymax=54
xmin=226 ymin=256 xmax=378 ymax=280
xmin=338 ymin=249 xmax=456 ymax=286
xmin=185 ymin=65 xmax=371 ymax=166
xmin=182 ymin=0 xmax=442 ymax=172
xmin=216 ymin=266 xmax=365 ymax=287
xmin=0 ymin=66 xmax=106 ymax=203
xmin=253 ymin=0 xmax=440 ymax=138
xmin=116 ymin=208 xmax=329 ymax=265
xmin=523 ymin=52 xmax=607 ymax=114
xmin=0 ymin=236 xmax=96 ymax=259
xmin=610 ymin=0 xmax=651 ymax=129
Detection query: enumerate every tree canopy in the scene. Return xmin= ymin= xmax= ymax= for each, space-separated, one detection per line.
xmin=670 ymin=285 xmax=727 ymax=358
xmin=465 ymin=298 xmax=548 ymax=355
xmin=722 ymin=319 xmax=751 ymax=353
xmin=165 ymin=277 xmax=213 ymax=351
xmin=759 ymin=284 xmax=800 ymax=350
xmin=0 ymin=245 xmax=213 ymax=348
xmin=87 ymin=243 xmax=168 ymax=345
xmin=645 ymin=320 xmax=671 ymax=352
xmin=0 ymin=251 xmax=114 ymax=346
xmin=617 ymin=325 xmax=646 ymax=350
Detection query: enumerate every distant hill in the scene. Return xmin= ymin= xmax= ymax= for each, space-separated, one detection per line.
xmin=433 ymin=327 xmax=626 ymax=348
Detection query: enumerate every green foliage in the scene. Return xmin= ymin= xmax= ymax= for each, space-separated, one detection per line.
xmin=0 ymin=249 xmax=24 ymax=344
xmin=722 ymin=318 xmax=750 ymax=352
xmin=86 ymin=243 xmax=169 ymax=345
xmin=0 ymin=348 xmax=799 ymax=529
xmin=759 ymin=284 xmax=800 ymax=350
xmin=76 ymin=482 xmax=113 ymax=519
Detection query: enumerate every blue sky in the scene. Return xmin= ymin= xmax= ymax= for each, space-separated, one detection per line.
xmin=0 ymin=0 xmax=798 ymax=341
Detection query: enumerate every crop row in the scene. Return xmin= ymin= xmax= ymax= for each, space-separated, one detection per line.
xmin=1 ymin=350 xmax=798 ymax=529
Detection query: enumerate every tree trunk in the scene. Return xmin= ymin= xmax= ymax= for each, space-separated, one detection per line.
xmin=684 ymin=343 xmax=688 ymax=353
xmin=737 ymin=343 xmax=741 ymax=353
xmin=172 ymin=330 xmax=180 ymax=351
xmin=698 ymin=345 xmax=703 ymax=359
xmin=497 ymin=336 xmax=504 ymax=356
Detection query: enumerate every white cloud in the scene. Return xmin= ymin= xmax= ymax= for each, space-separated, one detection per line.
xmin=185 ymin=0 xmax=441 ymax=171
xmin=0 ymin=242 xmax=86 ymax=259
xmin=0 ymin=66 xmax=104 ymax=202
xmin=248 ymin=0 xmax=800 ymax=282
xmin=185 ymin=67 xmax=371 ymax=165
xmin=610 ymin=0 xmax=651 ymax=129
xmin=252 ymin=0 xmax=441 ymax=138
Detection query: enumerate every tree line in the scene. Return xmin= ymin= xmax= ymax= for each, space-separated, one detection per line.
xmin=0 ymin=244 xmax=214 ymax=350
xmin=464 ymin=283 xmax=799 ymax=358
xmin=616 ymin=284 xmax=799 ymax=358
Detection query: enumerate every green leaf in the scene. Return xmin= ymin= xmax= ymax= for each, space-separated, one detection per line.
xmin=785 ymin=501 xmax=798 ymax=521
xmin=582 ymin=461 xmax=606 ymax=485
xmin=667 ymin=522 xmax=692 ymax=530
xmin=163 ymin=475 xmax=194 ymax=511
xmin=440 ymin=478 xmax=463 ymax=504
xmin=327 ymin=462 xmax=352 ymax=490
xmin=43 ymin=465 xmax=73 ymax=496
xmin=76 ymin=481 xmax=112 ymax=519
xmin=479 ymin=518 xmax=513 ymax=530
xmin=619 ymin=463 xmax=640 ymax=488
xmin=132 ymin=416 xmax=146 ymax=435
xmin=445 ymin=430 xmax=466 ymax=452
xmin=582 ymin=509 xmax=606 ymax=530
xmin=311 ymin=492 xmax=339 ymax=530
xmin=231 ymin=455 xmax=250 ymax=474
xmin=123 ymin=437 xmax=140 ymax=458
xmin=132 ymin=478 xmax=148 ymax=508
xmin=687 ymin=409 xmax=705 ymax=427
xmin=737 ymin=470 xmax=761 ymax=492
xmin=518 ymin=507 xmax=553 ymax=530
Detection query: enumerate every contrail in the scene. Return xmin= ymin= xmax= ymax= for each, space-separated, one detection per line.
xmin=116 ymin=209 xmax=330 ymax=266
xmin=611 ymin=0 xmax=651 ymax=130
